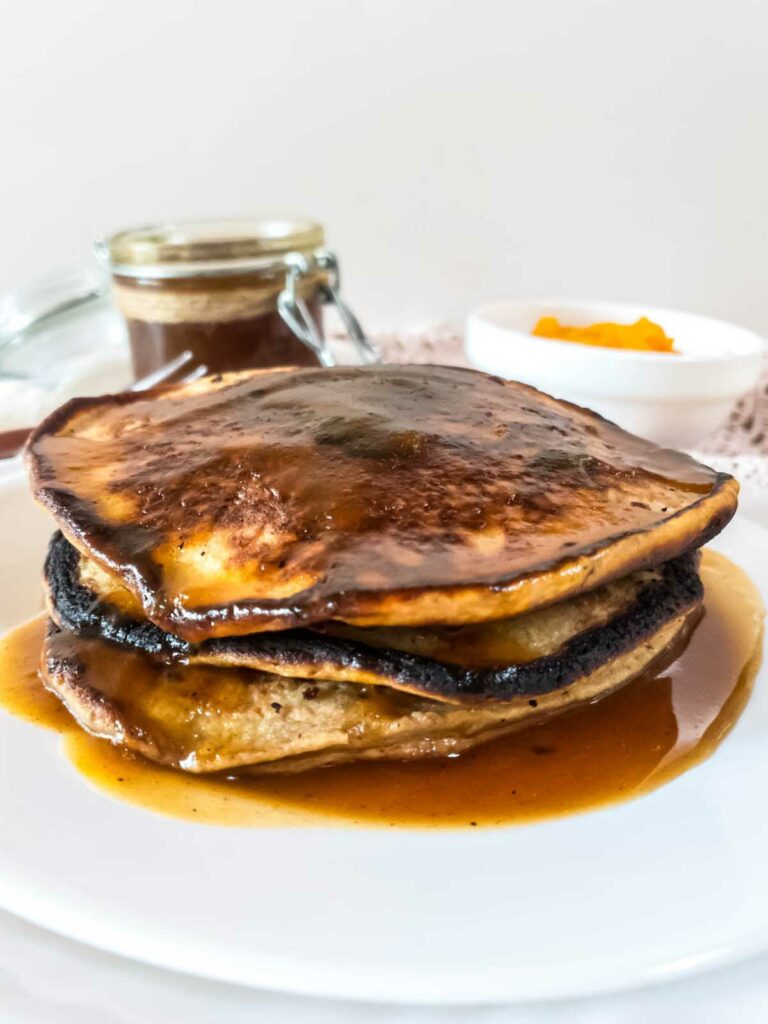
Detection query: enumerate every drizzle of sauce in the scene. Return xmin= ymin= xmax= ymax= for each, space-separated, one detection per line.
xmin=27 ymin=363 xmax=735 ymax=642
xmin=0 ymin=551 xmax=762 ymax=828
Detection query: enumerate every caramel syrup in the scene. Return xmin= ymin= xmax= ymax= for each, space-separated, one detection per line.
xmin=115 ymin=274 xmax=324 ymax=378
xmin=0 ymin=551 xmax=762 ymax=829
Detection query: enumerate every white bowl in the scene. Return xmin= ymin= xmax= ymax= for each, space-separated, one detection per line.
xmin=465 ymin=299 xmax=764 ymax=448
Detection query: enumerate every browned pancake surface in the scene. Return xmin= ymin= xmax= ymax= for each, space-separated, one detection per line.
xmin=27 ymin=364 xmax=736 ymax=641
xmin=41 ymin=608 xmax=698 ymax=773
xmin=46 ymin=532 xmax=703 ymax=704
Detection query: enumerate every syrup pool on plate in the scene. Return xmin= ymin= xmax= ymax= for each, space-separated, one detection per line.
xmin=0 ymin=550 xmax=762 ymax=828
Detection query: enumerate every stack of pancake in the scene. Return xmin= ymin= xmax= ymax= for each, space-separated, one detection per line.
xmin=26 ymin=365 xmax=737 ymax=774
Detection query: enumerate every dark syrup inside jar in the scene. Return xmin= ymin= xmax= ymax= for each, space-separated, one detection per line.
xmin=114 ymin=273 xmax=323 ymax=376
xmin=101 ymin=218 xmax=328 ymax=378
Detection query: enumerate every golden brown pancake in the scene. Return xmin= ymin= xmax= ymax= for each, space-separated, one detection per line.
xmin=46 ymin=531 xmax=704 ymax=704
xmin=26 ymin=365 xmax=736 ymax=642
xmin=41 ymin=606 xmax=699 ymax=773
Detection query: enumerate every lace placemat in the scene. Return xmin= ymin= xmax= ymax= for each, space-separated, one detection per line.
xmin=377 ymin=325 xmax=768 ymax=491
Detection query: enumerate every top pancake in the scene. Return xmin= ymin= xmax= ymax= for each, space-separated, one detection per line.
xmin=26 ymin=364 xmax=737 ymax=642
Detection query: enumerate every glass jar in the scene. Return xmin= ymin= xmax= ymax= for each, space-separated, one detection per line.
xmin=96 ymin=217 xmax=376 ymax=378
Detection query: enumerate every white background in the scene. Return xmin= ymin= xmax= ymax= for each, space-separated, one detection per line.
xmin=2 ymin=0 xmax=768 ymax=331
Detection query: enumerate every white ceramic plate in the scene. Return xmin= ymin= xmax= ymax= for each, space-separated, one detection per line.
xmin=0 ymin=470 xmax=767 ymax=1006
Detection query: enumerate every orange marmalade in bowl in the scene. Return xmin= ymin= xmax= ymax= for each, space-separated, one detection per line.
xmin=533 ymin=316 xmax=676 ymax=354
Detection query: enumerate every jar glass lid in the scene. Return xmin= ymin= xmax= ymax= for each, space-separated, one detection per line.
xmin=98 ymin=217 xmax=325 ymax=279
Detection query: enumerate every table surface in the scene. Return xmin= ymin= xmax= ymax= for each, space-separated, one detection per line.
xmin=1 ymin=453 xmax=766 ymax=1024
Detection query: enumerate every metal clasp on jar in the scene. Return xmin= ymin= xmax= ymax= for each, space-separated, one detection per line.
xmin=278 ymin=249 xmax=380 ymax=367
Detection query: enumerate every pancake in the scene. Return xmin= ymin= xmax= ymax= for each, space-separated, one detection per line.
xmin=26 ymin=365 xmax=736 ymax=642
xmin=41 ymin=605 xmax=699 ymax=773
xmin=46 ymin=531 xmax=704 ymax=704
